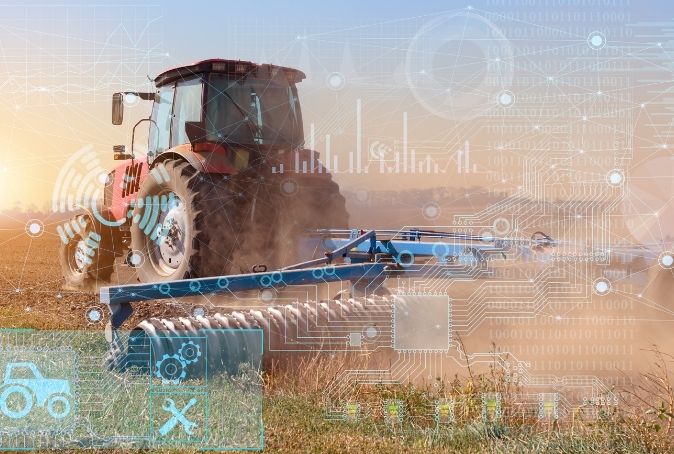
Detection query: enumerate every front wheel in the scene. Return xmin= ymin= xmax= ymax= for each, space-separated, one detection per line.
xmin=59 ymin=214 xmax=116 ymax=289
xmin=47 ymin=394 xmax=71 ymax=419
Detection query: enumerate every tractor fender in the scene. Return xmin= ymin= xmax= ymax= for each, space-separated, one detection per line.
xmin=150 ymin=145 xmax=205 ymax=172
xmin=150 ymin=143 xmax=237 ymax=174
xmin=105 ymin=145 xmax=233 ymax=226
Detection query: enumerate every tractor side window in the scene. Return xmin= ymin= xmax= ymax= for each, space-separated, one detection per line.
xmin=149 ymin=86 xmax=174 ymax=157
xmin=171 ymin=78 xmax=203 ymax=147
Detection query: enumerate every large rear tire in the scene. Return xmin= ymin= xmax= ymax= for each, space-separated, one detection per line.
xmin=130 ymin=160 xmax=243 ymax=282
xmin=0 ymin=385 xmax=33 ymax=419
xmin=59 ymin=214 xmax=116 ymax=289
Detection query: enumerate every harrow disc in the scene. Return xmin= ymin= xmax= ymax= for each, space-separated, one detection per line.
xmin=107 ymin=296 xmax=398 ymax=379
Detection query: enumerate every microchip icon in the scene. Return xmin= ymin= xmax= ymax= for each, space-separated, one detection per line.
xmin=384 ymin=400 xmax=404 ymax=425
xmin=486 ymin=400 xmax=497 ymax=418
xmin=482 ymin=393 xmax=501 ymax=422
xmin=435 ymin=399 xmax=454 ymax=424
xmin=344 ymin=402 xmax=360 ymax=422
xmin=538 ymin=393 xmax=559 ymax=420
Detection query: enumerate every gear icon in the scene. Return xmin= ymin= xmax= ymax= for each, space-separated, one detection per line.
xmin=155 ymin=353 xmax=187 ymax=385
xmin=178 ymin=341 xmax=202 ymax=365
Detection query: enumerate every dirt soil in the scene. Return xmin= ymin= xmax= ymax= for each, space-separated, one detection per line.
xmin=0 ymin=231 xmax=176 ymax=330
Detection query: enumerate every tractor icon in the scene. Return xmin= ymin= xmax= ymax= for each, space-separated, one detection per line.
xmin=0 ymin=362 xmax=72 ymax=420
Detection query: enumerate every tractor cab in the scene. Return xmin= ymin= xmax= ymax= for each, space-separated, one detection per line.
xmin=61 ymin=59 xmax=347 ymax=289
xmin=111 ymin=59 xmax=306 ymax=172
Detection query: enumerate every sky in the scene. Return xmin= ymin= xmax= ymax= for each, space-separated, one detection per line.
xmin=1 ymin=0 xmax=674 ymax=211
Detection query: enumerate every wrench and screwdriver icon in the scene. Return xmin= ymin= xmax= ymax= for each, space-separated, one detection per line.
xmin=159 ymin=397 xmax=198 ymax=437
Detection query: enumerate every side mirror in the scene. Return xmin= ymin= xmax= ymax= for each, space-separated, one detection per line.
xmin=113 ymin=145 xmax=134 ymax=160
xmin=185 ymin=121 xmax=207 ymax=144
xmin=112 ymin=93 xmax=124 ymax=125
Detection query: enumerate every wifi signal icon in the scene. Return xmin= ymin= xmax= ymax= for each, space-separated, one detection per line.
xmin=56 ymin=217 xmax=101 ymax=264
xmin=149 ymin=163 xmax=171 ymax=184
xmin=51 ymin=145 xmax=109 ymax=214
xmin=127 ymin=192 xmax=177 ymax=244
xmin=57 ymin=216 xmax=86 ymax=244
xmin=368 ymin=140 xmax=393 ymax=160
xmin=78 ymin=232 xmax=101 ymax=265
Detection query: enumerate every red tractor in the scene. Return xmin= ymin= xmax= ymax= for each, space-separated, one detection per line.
xmin=60 ymin=59 xmax=348 ymax=287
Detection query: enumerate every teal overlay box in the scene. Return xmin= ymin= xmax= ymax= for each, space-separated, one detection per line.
xmin=0 ymin=329 xmax=263 ymax=451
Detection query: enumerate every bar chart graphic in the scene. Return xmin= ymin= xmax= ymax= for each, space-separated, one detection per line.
xmin=271 ymin=99 xmax=477 ymax=176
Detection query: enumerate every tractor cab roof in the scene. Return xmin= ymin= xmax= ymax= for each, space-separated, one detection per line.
xmin=154 ymin=59 xmax=306 ymax=87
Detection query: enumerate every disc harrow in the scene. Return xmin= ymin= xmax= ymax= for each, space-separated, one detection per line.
xmin=102 ymin=229 xmax=556 ymax=377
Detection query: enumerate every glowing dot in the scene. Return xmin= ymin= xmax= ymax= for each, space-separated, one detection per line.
xmin=123 ymin=93 xmax=138 ymax=105
xmin=326 ymin=72 xmax=345 ymax=91
xmin=25 ymin=219 xmax=44 ymax=237
xmin=130 ymin=253 xmax=142 ymax=266
xmin=260 ymin=288 xmax=275 ymax=303
xmin=594 ymin=279 xmax=610 ymax=294
xmin=607 ymin=170 xmax=624 ymax=186
xmin=281 ymin=179 xmax=297 ymax=195
xmin=498 ymin=91 xmax=514 ymax=107
xmin=355 ymin=188 xmax=369 ymax=203
xmin=423 ymin=202 xmax=440 ymax=220
xmin=660 ymin=253 xmax=674 ymax=268
xmin=193 ymin=306 xmax=206 ymax=317
xmin=588 ymin=32 xmax=606 ymax=50
xmin=87 ymin=309 xmax=102 ymax=322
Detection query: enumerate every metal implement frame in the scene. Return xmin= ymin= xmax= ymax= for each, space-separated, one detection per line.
xmin=102 ymin=228 xmax=550 ymax=330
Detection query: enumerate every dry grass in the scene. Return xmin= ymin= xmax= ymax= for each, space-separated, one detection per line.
xmin=1 ymin=231 xmax=674 ymax=452
xmin=261 ymin=349 xmax=674 ymax=453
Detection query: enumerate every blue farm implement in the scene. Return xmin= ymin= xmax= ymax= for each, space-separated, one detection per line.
xmin=100 ymin=228 xmax=555 ymax=374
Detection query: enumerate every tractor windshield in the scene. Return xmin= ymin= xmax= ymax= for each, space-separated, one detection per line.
xmin=205 ymin=72 xmax=304 ymax=148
